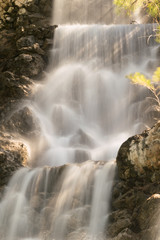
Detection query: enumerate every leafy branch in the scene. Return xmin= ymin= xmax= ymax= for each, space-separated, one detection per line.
xmin=114 ymin=0 xmax=160 ymax=42
xmin=114 ymin=0 xmax=160 ymax=21
xmin=127 ymin=67 xmax=160 ymax=115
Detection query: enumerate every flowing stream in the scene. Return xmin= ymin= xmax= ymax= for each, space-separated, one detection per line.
xmin=0 ymin=0 xmax=159 ymax=239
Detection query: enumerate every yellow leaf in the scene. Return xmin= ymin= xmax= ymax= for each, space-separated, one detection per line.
xmin=152 ymin=67 xmax=160 ymax=82
xmin=127 ymin=72 xmax=155 ymax=90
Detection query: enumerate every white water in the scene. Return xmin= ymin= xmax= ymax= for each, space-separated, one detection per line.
xmin=0 ymin=162 xmax=115 ymax=239
xmin=30 ymin=23 xmax=157 ymax=167
xmin=53 ymin=0 xmax=127 ymax=25
xmin=0 ymin=1 xmax=159 ymax=239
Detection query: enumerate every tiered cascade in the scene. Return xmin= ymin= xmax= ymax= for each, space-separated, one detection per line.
xmin=0 ymin=0 xmax=159 ymax=239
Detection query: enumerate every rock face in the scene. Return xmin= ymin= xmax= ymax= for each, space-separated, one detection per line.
xmin=107 ymin=121 xmax=160 ymax=240
xmin=0 ymin=0 xmax=56 ymax=190
xmin=0 ymin=131 xmax=28 ymax=187
xmin=0 ymin=0 xmax=52 ymax=30
xmin=1 ymin=106 xmax=40 ymax=137
xmin=0 ymin=0 xmax=57 ymax=131
xmin=117 ymin=121 xmax=160 ymax=183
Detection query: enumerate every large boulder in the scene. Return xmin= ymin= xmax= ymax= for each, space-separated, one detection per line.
xmin=14 ymin=53 xmax=45 ymax=77
xmin=1 ymin=106 xmax=40 ymax=137
xmin=117 ymin=121 xmax=160 ymax=182
xmin=113 ymin=122 xmax=160 ymax=240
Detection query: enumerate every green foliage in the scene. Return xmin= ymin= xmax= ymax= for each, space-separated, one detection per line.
xmin=127 ymin=68 xmax=160 ymax=113
xmin=155 ymin=25 xmax=160 ymax=43
xmin=114 ymin=0 xmax=160 ymax=20
xmin=147 ymin=0 xmax=160 ymax=19
xmin=114 ymin=0 xmax=144 ymax=15
xmin=114 ymin=0 xmax=160 ymax=42
xmin=115 ymin=0 xmax=160 ymax=117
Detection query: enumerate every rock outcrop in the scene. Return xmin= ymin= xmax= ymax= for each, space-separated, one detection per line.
xmin=107 ymin=121 xmax=160 ymax=240
xmin=0 ymin=0 xmax=52 ymax=30
xmin=0 ymin=131 xmax=28 ymax=187
xmin=117 ymin=121 xmax=160 ymax=183
xmin=0 ymin=0 xmax=56 ymax=189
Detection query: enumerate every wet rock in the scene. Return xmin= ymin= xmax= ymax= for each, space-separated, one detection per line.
xmin=16 ymin=35 xmax=35 ymax=49
xmin=75 ymin=149 xmax=91 ymax=163
xmin=108 ymin=210 xmax=132 ymax=237
xmin=0 ymin=71 xmax=33 ymax=103
xmin=65 ymin=206 xmax=90 ymax=234
xmin=0 ymin=131 xmax=28 ymax=186
xmin=39 ymin=0 xmax=52 ymax=16
xmin=70 ymin=129 xmax=96 ymax=148
xmin=0 ymin=30 xmax=16 ymax=71
xmin=25 ymin=3 xmax=39 ymax=13
xmin=0 ymin=0 xmax=55 ymax=197
xmin=108 ymin=228 xmax=137 ymax=240
xmin=30 ymin=194 xmax=44 ymax=212
xmin=138 ymin=225 xmax=160 ymax=240
xmin=2 ymin=106 xmax=40 ymax=137
xmin=111 ymin=178 xmax=160 ymax=239
xmin=112 ymin=189 xmax=136 ymax=211
xmin=43 ymin=38 xmax=54 ymax=50
xmin=117 ymin=121 xmax=160 ymax=182
xmin=135 ymin=194 xmax=160 ymax=231
xmin=66 ymin=231 xmax=105 ymax=240
xmin=16 ymin=25 xmax=56 ymax=43
xmin=112 ymin=183 xmax=149 ymax=214
xmin=13 ymin=53 xmax=45 ymax=78
xmin=18 ymin=43 xmax=45 ymax=56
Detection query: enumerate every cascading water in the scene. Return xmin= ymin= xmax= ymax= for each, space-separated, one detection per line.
xmin=0 ymin=0 xmax=159 ymax=239
xmin=53 ymin=0 xmax=127 ymax=25
xmin=30 ymin=23 xmax=157 ymax=167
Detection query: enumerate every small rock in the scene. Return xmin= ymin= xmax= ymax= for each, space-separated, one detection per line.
xmin=16 ymin=36 xmax=35 ymax=49
xmin=14 ymin=53 xmax=45 ymax=77
xmin=18 ymin=8 xmax=27 ymax=15
xmin=3 ymin=106 xmax=40 ymax=137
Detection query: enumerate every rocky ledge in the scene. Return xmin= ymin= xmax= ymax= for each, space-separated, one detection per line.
xmin=117 ymin=121 xmax=160 ymax=183
xmin=108 ymin=121 xmax=160 ymax=240
xmin=0 ymin=0 xmax=56 ymax=192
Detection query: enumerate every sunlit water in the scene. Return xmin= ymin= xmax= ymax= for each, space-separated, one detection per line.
xmin=53 ymin=0 xmax=128 ymax=25
xmin=0 ymin=1 xmax=159 ymax=240
xmin=30 ymin=24 xmax=157 ymax=167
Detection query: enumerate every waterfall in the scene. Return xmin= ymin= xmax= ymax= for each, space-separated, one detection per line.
xmin=52 ymin=0 xmax=128 ymax=25
xmin=0 ymin=0 xmax=159 ymax=239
